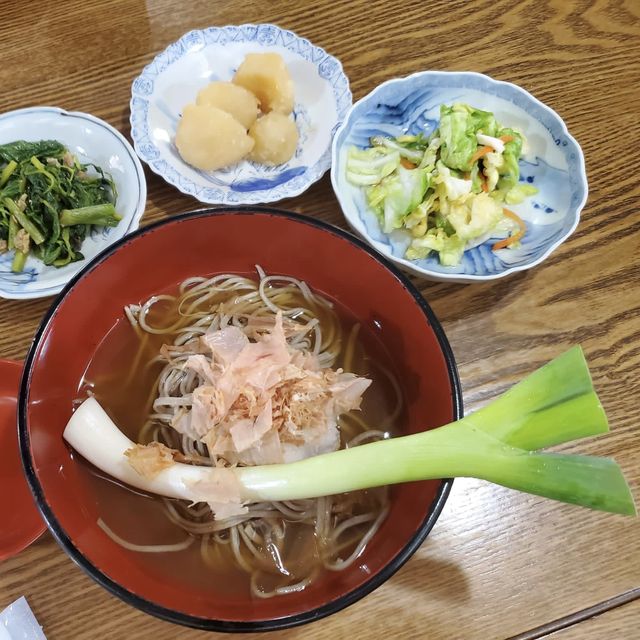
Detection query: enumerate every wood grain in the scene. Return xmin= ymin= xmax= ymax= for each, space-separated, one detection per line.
xmin=507 ymin=589 xmax=640 ymax=639
xmin=541 ymin=598 xmax=640 ymax=639
xmin=1 ymin=0 xmax=639 ymax=638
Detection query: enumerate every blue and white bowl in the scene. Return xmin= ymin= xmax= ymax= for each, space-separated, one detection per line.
xmin=0 ymin=107 xmax=146 ymax=300
xmin=130 ymin=24 xmax=351 ymax=205
xmin=331 ymin=71 xmax=587 ymax=283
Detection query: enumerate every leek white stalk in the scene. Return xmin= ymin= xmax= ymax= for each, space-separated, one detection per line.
xmin=64 ymin=397 xmax=203 ymax=501
xmin=63 ymin=347 xmax=636 ymax=516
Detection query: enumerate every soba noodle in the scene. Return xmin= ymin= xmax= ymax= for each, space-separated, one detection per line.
xmin=104 ymin=268 xmax=400 ymax=598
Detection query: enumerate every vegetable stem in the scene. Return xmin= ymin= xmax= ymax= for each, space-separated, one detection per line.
xmin=8 ymin=214 xmax=18 ymax=249
xmin=29 ymin=156 xmax=56 ymax=190
xmin=59 ymin=203 xmax=122 ymax=227
xmin=3 ymin=197 xmax=45 ymax=245
xmin=11 ymin=250 xmax=28 ymax=273
xmin=0 ymin=160 xmax=17 ymax=187
xmin=236 ymin=424 xmax=635 ymax=515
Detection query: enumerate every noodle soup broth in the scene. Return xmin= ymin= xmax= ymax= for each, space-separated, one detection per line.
xmin=76 ymin=272 xmax=404 ymax=598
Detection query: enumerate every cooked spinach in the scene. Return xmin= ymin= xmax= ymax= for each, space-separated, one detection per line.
xmin=0 ymin=140 xmax=120 ymax=272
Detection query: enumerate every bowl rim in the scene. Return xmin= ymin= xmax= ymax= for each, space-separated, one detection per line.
xmin=0 ymin=105 xmax=148 ymax=300
xmin=18 ymin=206 xmax=462 ymax=632
xmin=129 ymin=23 xmax=352 ymax=205
xmin=330 ymin=69 xmax=588 ymax=283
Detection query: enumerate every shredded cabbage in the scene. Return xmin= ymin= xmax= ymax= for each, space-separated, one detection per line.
xmin=369 ymin=166 xmax=430 ymax=233
xmin=345 ymin=147 xmax=400 ymax=186
xmin=345 ymin=102 xmax=539 ymax=266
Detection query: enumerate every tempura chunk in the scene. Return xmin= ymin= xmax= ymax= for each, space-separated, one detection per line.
xmin=248 ymin=112 xmax=299 ymax=165
xmin=233 ymin=53 xmax=294 ymax=115
xmin=175 ymin=104 xmax=254 ymax=171
xmin=196 ymin=81 xmax=260 ymax=129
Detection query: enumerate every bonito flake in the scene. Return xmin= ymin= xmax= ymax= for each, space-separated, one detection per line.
xmin=176 ymin=311 xmax=371 ymax=465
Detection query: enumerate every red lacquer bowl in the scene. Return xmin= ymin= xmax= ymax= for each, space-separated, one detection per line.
xmin=18 ymin=208 xmax=461 ymax=631
xmin=0 ymin=359 xmax=46 ymax=561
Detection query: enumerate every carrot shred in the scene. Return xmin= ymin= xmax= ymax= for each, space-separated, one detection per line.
xmin=492 ymin=208 xmax=526 ymax=251
xmin=481 ymin=178 xmax=489 ymax=193
xmin=470 ymin=145 xmax=493 ymax=164
xmin=400 ymin=158 xmax=416 ymax=169
xmin=500 ymin=134 xmax=514 ymax=143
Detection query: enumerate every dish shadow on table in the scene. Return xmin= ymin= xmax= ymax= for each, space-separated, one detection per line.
xmin=119 ymin=107 xmax=133 ymax=141
xmin=426 ymin=270 xmax=530 ymax=320
xmin=393 ymin=551 xmax=471 ymax=601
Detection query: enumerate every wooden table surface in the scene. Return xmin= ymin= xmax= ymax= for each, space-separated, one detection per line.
xmin=1 ymin=0 xmax=638 ymax=638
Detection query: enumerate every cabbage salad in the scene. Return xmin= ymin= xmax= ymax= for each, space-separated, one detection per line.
xmin=346 ymin=103 xmax=538 ymax=266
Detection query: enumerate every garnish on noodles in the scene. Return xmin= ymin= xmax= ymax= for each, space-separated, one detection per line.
xmin=67 ymin=268 xmax=396 ymax=598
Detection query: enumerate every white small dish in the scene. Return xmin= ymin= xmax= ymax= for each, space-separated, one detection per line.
xmin=130 ymin=24 xmax=351 ymax=205
xmin=331 ymin=71 xmax=588 ymax=283
xmin=0 ymin=107 xmax=146 ymax=300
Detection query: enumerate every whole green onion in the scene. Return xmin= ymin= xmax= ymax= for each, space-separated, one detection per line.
xmin=63 ymin=347 xmax=636 ymax=517
xmin=237 ymin=347 xmax=634 ymax=514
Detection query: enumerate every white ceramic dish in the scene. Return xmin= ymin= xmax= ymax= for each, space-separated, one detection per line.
xmin=0 ymin=107 xmax=146 ymax=299
xmin=130 ymin=24 xmax=351 ymax=205
xmin=331 ymin=71 xmax=588 ymax=283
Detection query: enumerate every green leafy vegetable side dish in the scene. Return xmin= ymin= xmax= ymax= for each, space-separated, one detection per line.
xmin=346 ymin=103 xmax=539 ymax=266
xmin=0 ymin=140 xmax=121 ymax=273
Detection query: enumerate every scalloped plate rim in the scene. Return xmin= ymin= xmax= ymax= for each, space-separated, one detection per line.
xmin=331 ymin=70 xmax=588 ymax=283
xmin=129 ymin=23 xmax=352 ymax=205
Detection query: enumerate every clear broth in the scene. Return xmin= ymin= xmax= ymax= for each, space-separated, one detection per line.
xmin=76 ymin=280 xmax=403 ymax=597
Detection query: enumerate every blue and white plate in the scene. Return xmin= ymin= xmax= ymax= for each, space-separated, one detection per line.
xmin=0 ymin=107 xmax=146 ymax=300
xmin=331 ymin=71 xmax=588 ymax=283
xmin=130 ymin=24 xmax=351 ymax=204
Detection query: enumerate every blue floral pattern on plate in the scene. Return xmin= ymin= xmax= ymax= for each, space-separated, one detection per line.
xmin=331 ymin=71 xmax=587 ymax=283
xmin=130 ymin=24 xmax=352 ymax=204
